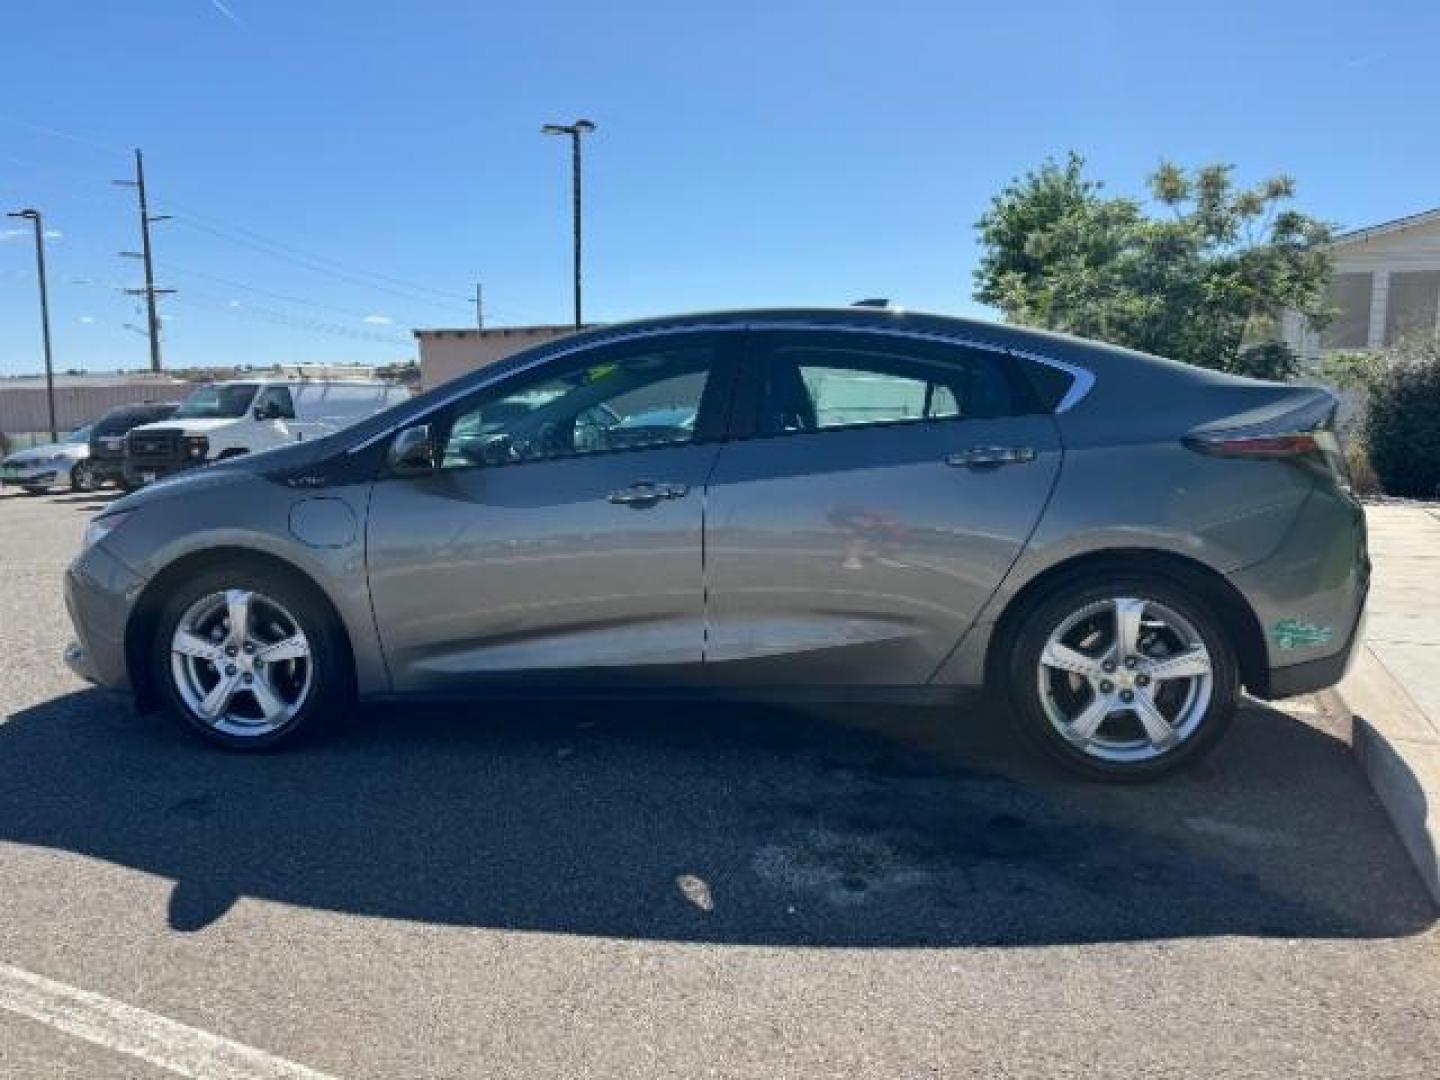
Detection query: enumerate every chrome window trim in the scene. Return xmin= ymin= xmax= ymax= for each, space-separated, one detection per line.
xmin=350 ymin=319 xmax=1096 ymax=454
xmin=749 ymin=320 xmax=1097 ymax=414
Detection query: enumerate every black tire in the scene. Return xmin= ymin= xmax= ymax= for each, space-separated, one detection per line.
xmin=69 ymin=460 xmax=98 ymax=493
xmin=1005 ymin=572 xmax=1239 ymax=782
xmin=151 ymin=560 xmax=353 ymax=751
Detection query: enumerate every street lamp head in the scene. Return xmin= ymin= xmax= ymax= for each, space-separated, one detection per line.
xmin=541 ymin=119 xmax=597 ymax=136
xmin=6 ymin=208 xmax=40 ymax=221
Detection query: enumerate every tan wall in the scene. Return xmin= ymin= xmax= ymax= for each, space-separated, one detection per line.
xmin=417 ymin=327 xmax=580 ymax=389
xmin=0 ymin=380 xmax=189 ymax=438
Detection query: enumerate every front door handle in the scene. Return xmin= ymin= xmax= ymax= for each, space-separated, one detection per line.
xmin=945 ymin=446 xmax=1037 ymax=468
xmin=607 ymin=480 xmax=690 ymax=507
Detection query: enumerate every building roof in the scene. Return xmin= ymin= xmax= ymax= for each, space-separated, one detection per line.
xmin=413 ymin=324 xmax=589 ymax=339
xmin=1332 ymin=207 xmax=1440 ymax=247
xmin=0 ymin=373 xmax=188 ymax=390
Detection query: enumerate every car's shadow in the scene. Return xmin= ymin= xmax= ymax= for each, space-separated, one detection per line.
xmin=1 ymin=690 xmax=1432 ymax=945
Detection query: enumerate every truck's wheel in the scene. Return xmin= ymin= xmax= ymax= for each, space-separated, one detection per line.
xmin=69 ymin=460 xmax=98 ymax=493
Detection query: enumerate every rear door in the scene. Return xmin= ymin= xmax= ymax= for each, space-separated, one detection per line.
xmin=704 ymin=329 xmax=1063 ymax=685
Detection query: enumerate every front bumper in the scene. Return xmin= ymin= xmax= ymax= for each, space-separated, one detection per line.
xmin=1 ymin=465 xmax=61 ymax=488
xmin=88 ymin=452 xmax=126 ymax=482
xmin=63 ymin=541 xmax=145 ymax=690
xmin=122 ymin=458 xmax=199 ymax=487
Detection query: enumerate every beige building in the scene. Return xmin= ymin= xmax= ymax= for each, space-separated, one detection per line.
xmin=414 ymin=325 xmax=584 ymax=389
xmin=1284 ymin=208 xmax=1440 ymax=359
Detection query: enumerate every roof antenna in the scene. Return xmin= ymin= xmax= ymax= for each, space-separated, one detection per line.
xmin=851 ymin=298 xmax=890 ymax=309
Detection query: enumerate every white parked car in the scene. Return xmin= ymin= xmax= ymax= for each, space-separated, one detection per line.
xmin=0 ymin=426 xmax=94 ymax=493
xmin=123 ymin=378 xmax=410 ymax=487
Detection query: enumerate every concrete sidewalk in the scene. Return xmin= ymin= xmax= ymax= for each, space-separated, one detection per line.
xmin=1321 ymin=503 xmax=1440 ymax=906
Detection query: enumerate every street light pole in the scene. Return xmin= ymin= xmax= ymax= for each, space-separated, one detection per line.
xmin=7 ymin=208 xmax=57 ymax=442
xmin=542 ymin=119 xmax=596 ymax=330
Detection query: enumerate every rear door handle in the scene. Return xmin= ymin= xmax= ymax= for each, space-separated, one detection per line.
xmin=607 ymin=480 xmax=690 ymax=507
xmin=945 ymin=446 xmax=1037 ymax=468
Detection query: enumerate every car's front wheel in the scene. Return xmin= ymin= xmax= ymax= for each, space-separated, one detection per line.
xmin=152 ymin=562 xmax=351 ymax=750
xmin=1007 ymin=574 xmax=1239 ymax=781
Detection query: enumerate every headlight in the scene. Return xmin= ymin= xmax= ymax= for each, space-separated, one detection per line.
xmin=83 ymin=511 xmax=133 ymax=551
xmin=182 ymin=435 xmax=210 ymax=461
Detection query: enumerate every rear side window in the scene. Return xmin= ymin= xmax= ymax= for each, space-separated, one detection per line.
xmin=749 ymin=332 xmax=1035 ymax=437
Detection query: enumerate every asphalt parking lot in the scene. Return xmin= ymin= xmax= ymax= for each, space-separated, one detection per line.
xmin=1 ymin=487 xmax=1437 ymax=1078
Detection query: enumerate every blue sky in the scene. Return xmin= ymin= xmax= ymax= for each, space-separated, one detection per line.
xmin=1 ymin=0 xmax=1437 ymax=375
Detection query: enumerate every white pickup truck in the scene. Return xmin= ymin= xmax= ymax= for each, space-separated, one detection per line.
xmin=123 ymin=377 xmax=410 ymax=487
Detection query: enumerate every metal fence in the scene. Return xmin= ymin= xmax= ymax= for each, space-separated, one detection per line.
xmin=0 ymin=381 xmax=188 ymax=449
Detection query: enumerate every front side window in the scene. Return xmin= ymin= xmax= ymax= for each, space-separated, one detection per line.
xmin=254 ymin=386 xmax=296 ymax=420
xmin=441 ymin=339 xmax=721 ymax=469
xmin=174 ymin=383 xmax=259 ymax=420
xmin=754 ymin=335 xmax=1023 ymax=437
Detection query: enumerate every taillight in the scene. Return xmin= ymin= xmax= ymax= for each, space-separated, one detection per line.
xmin=1191 ymin=433 xmax=1323 ymax=460
xmin=1180 ymin=426 xmax=1347 ymax=486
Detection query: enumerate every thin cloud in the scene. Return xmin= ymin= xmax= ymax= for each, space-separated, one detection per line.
xmin=209 ymin=0 xmax=244 ymax=28
xmin=363 ymin=314 xmax=394 ymax=325
xmin=0 ymin=228 xmax=62 ymax=241
xmin=78 ymin=315 xmax=95 ymax=324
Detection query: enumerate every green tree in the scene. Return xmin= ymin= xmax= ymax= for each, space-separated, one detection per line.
xmin=974 ymin=154 xmax=1334 ymax=378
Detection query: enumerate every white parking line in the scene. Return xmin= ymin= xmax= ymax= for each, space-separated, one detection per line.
xmin=0 ymin=960 xmax=337 ymax=1080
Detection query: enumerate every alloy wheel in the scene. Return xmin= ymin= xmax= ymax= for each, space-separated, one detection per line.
xmin=170 ymin=589 xmax=313 ymax=738
xmin=1036 ymin=596 xmax=1213 ymax=763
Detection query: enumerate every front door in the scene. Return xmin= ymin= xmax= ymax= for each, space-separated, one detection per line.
xmin=704 ymin=329 xmax=1063 ymax=685
xmin=366 ymin=331 xmax=740 ymax=693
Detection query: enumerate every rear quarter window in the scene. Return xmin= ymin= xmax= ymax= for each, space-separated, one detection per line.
xmin=1016 ymin=358 xmax=1077 ymax=412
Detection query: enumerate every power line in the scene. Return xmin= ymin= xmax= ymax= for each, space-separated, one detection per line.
xmin=162 ymin=263 xmax=397 ymax=321
xmin=158 ymin=204 xmax=473 ymax=308
xmin=179 ymin=287 xmax=412 ymax=347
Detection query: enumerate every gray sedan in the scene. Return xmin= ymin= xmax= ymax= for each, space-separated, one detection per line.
xmin=64 ymin=309 xmax=1368 ymax=780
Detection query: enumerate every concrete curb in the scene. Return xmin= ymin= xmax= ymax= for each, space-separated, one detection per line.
xmin=1318 ymin=646 xmax=1440 ymax=908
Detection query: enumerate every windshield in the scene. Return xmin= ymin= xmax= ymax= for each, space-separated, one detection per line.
xmin=64 ymin=426 xmax=91 ymax=444
xmin=173 ymin=383 xmax=259 ymax=420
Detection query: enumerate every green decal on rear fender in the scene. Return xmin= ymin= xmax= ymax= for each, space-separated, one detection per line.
xmin=1272 ymin=619 xmax=1334 ymax=649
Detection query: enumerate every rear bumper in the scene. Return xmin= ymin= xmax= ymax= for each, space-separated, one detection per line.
xmin=1251 ymin=571 xmax=1368 ymax=699
xmin=1231 ymin=487 xmax=1371 ymax=701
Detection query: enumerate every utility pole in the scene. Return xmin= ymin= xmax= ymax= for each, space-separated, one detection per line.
xmin=541 ymin=119 xmax=596 ymax=330
xmin=6 ymin=208 xmax=57 ymax=441
xmin=474 ymin=282 xmax=484 ymax=330
xmin=115 ymin=148 xmax=173 ymax=372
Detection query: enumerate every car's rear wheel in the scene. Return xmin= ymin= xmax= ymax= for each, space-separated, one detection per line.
xmin=151 ymin=562 xmax=351 ymax=750
xmin=1007 ymin=574 xmax=1238 ymax=781
xmin=69 ymin=460 xmax=98 ymax=492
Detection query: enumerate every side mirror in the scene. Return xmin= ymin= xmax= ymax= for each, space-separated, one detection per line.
xmin=388 ymin=424 xmax=438 ymax=475
xmin=254 ymin=403 xmax=282 ymax=421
